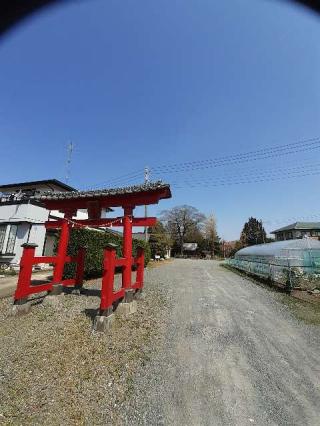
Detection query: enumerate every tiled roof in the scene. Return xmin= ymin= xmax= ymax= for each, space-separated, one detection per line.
xmin=33 ymin=181 xmax=171 ymax=201
xmin=271 ymin=222 xmax=320 ymax=233
xmin=0 ymin=179 xmax=76 ymax=192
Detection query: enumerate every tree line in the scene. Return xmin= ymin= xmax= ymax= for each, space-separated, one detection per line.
xmin=148 ymin=206 xmax=270 ymax=258
xmin=149 ymin=205 xmax=220 ymax=258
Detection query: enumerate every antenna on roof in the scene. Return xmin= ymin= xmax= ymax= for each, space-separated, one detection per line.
xmin=65 ymin=141 xmax=74 ymax=184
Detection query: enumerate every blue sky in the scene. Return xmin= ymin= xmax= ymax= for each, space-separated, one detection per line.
xmin=1 ymin=0 xmax=320 ymax=240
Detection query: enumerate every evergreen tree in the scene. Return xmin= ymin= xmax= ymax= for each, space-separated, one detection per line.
xmin=240 ymin=217 xmax=266 ymax=246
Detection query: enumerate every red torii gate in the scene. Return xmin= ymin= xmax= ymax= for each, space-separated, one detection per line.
xmin=13 ymin=182 xmax=171 ymax=330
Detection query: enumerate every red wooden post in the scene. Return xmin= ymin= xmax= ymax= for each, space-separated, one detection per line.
xmin=100 ymin=245 xmax=116 ymax=315
xmin=75 ymin=247 xmax=86 ymax=288
xmin=14 ymin=243 xmax=37 ymax=302
xmin=52 ymin=219 xmax=70 ymax=284
xmin=122 ymin=207 xmax=133 ymax=289
xmin=136 ymin=247 xmax=145 ymax=289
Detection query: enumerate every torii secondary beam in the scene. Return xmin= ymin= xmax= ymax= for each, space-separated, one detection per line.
xmin=45 ymin=217 xmax=157 ymax=229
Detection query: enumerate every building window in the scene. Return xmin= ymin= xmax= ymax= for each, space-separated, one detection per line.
xmin=6 ymin=225 xmax=17 ymax=254
xmin=0 ymin=225 xmax=7 ymax=252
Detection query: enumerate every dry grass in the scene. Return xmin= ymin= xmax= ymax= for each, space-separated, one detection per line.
xmin=280 ymin=294 xmax=320 ymax=325
xmin=0 ymin=276 xmax=168 ymax=425
xmin=147 ymin=259 xmax=173 ymax=269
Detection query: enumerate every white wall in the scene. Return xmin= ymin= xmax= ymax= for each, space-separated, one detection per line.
xmin=27 ymin=224 xmax=47 ymax=257
xmin=0 ymin=202 xmax=89 ymax=265
xmin=0 ymin=203 xmax=88 ymax=224
xmin=12 ymin=223 xmax=31 ymax=264
xmin=43 ymin=233 xmax=57 ymax=256
xmin=0 ymin=203 xmax=49 ymax=223
xmin=50 ymin=209 xmax=88 ymax=220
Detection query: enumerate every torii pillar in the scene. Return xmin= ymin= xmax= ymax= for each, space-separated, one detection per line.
xmin=50 ymin=209 xmax=75 ymax=295
xmin=118 ymin=205 xmax=137 ymax=314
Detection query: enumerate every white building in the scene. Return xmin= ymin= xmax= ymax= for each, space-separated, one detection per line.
xmin=0 ymin=179 xmax=87 ymax=268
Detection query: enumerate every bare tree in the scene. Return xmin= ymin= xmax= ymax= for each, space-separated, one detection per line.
xmin=203 ymin=213 xmax=218 ymax=258
xmin=161 ymin=205 xmax=205 ymax=255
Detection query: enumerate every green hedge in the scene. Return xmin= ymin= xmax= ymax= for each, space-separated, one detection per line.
xmin=63 ymin=228 xmax=151 ymax=279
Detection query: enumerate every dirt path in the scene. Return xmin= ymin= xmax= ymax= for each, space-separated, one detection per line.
xmin=126 ymin=259 xmax=320 ymax=426
xmin=0 ymin=271 xmax=52 ymax=299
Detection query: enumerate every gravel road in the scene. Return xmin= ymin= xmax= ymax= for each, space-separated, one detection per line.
xmin=124 ymin=259 xmax=320 ymax=426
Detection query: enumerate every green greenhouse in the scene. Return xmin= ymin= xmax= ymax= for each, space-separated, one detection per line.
xmin=227 ymin=238 xmax=320 ymax=290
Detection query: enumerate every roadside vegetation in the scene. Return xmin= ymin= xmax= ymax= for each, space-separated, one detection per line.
xmin=280 ymin=294 xmax=320 ymax=325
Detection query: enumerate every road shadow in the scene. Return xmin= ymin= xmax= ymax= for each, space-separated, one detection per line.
xmin=84 ymin=308 xmax=98 ymax=322
xmin=30 ymin=278 xmax=52 ymax=286
xmin=80 ymin=288 xmax=101 ymax=297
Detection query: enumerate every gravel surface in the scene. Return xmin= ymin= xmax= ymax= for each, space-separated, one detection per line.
xmin=122 ymin=259 xmax=320 ymax=426
xmin=0 ymin=269 xmax=169 ymax=425
xmin=1 ymin=259 xmax=319 ymax=425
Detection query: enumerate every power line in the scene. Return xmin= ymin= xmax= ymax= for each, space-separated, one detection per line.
xmin=151 ymin=139 xmax=320 ymax=175
xmin=263 ymin=214 xmax=320 ymax=227
xmin=85 ymin=170 xmax=143 ymax=190
xmin=84 ymin=136 xmax=320 ymax=189
xmin=85 ymin=161 xmax=320 ymax=191
xmin=169 ymin=161 xmax=320 ymax=185
xmin=170 ymin=166 xmax=320 ymax=188
xmin=151 ymin=136 xmax=320 ymax=172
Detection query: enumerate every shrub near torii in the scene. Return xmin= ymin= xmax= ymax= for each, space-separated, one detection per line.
xmin=62 ymin=228 xmax=151 ymax=280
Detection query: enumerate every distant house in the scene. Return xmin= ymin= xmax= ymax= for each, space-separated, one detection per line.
xmin=222 ymin=240 xmax=238 ymax=257
xmin=183 ymin=242 xmax=198 ymax=252
xmin=182 ymin=242 xmax=198 ymax=257
xmin=0 ymin=179 xmax=87 ymax=268
xmin=271 ymin=222 xmax=320 ymax=241
xmin=132 ymin=231 xmax=148 ymax=242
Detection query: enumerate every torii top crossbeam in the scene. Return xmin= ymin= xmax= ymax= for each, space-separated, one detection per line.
xmin=35 ymin=181 xmax=171 ymax=219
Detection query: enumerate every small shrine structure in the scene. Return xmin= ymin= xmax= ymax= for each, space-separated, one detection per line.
xmin=13 ymin=181 xmax=171 ymax=331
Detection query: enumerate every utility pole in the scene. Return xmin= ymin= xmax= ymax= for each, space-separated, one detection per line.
xmin=65 ymin=141 xmax=74 ymax=184
xmin=144 ymin=166 xmax=150 ymax=241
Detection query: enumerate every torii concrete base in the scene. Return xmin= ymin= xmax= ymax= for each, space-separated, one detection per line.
xmin=93 ymin=314 xmax=115 ymax=333
xmin=48 ymin=284 xmax=64 ymax=296
xmin=135 ymin=289 xmax=145 ymax=300
xmin=12 ymin=300 xmax=31 ymax=316
xmin=116 ymin=300 xmax=137 ymax=317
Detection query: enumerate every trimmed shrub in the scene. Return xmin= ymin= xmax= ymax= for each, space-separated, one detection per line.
xmin=63 ymin=228 xmax=151 ymax=279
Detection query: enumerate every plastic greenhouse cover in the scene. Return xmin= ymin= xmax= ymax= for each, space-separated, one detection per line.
xmin=235 ymin=238 xmax=320 ymax=258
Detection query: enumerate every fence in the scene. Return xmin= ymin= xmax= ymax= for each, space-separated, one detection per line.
xmin=99 ymin=244 xmax=144 ymax=315
xmin=13 ymin=241 xmax=145 ymax=330
xmin=226 ymin=256 xmax=320 ymax=291
xmin=14 ymin=243 xmax=86 ymax=301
